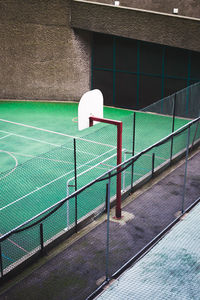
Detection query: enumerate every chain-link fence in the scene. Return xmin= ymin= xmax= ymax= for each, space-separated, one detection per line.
xmin=86 ymin=120 xmax=200 ymax=300
xmin=0 ymin=115 xmax=199 ymax=282
xmin=94 ymin=201 xmax=200 ymax=300
xmin=0 ymin=82 xmax=199 ymax=282
xmin=142 ymin=81 xmax=200 ymax=119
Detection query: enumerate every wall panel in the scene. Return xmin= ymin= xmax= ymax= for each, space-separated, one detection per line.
xmin=92 ymin=32 xmax=200 ymax=109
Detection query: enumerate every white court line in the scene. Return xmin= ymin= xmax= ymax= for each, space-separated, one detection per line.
xmin=8 ymin=150 xmax=95 ymax=165
xmin=0 ymin=150 xmax=18 ymax=181
xmin=0 ymin=130 xmax=63 ymax=148
xmin=0 ymin=147 xmax=116 ymax=212
xmin=0 ymin=118 xmax=116 ymax=149
xmin=0 ymin=133 xmax=12 ymax=140
xmin=7 ymin=151 xmax=75 ymax=165
xmin=0 ymin=130 xmax=102 ymax=158
xmin=67 ymin=152 xmax=117 ymax=190
xmin=7 ymin=238 xmax=29 ymax=253
xmin=0 ymin=233 xmax=29 ymax=254
xmin=5 ymin=148 xmax=97 ymax=164
xmin=99 ymin=167 xmax=140 ymax=176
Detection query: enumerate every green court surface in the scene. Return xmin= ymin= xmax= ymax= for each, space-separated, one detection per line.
xmin=0 ymin=101 xmax=190 ymax=269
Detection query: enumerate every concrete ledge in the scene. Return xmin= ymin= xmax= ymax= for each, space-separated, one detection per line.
xmin=71 ymin=0 xmax=200 ymax=52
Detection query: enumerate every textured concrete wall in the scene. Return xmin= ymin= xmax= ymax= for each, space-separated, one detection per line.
xmin=0 ymin=0 xmax=91 ymax=101
xmin=83 ymin=0 xmax=200 ymax=19
xmin=72 ymin=1 xmax=200 ymax=52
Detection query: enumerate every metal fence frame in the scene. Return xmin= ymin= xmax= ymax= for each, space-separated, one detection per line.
xmin=0 ymin=114 xmax=200 ymax=280
xmin=87 ymin=126 xmax=200 ymax=299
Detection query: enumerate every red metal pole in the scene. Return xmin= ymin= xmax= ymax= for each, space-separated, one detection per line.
xmin=89 ymin=116 xmax=122 ymax=219
xmin=116 ymin=121 xmax=122 ymax=219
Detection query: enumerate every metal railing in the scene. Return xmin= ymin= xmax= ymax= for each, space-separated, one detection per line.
xmin=0 ymin=115 xmax=199 ymax=280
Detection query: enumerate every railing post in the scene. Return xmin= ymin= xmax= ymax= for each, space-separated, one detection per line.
xmin=105 ymin=183 xmax=108 ymax=213
xmin=152 ymin=153 xmax=155 ymax=178
xmin=191 ymin=120 xmax=199 ymax=149
xmin=182 ymin=126 xmax=191 ymax=213
xmin=123 ymin=151 xmax=126 ymax=191
xmin=106 ymin=174 xmax=111 ymax=281
xmin=131 ymin=112 xmax=136 ymax=190
xmin=74 ymin=138 xmax=78 ymax=232
xmin=40 ymin=223 xmax=44 ymax=255
xmin=170 ymin=94 xmax=176 ymax=163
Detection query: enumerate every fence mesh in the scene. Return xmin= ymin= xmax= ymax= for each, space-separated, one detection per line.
xmin=0 ymin=83 xmax=200 ymax=287
xmin=95 ymin=153 xmax=200 ymax=300
xmin=142 ymin=81 xmax=200 ymax=119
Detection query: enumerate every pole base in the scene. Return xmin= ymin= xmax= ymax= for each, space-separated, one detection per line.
xmin=112 ymin=215 xmax=123 ymax=220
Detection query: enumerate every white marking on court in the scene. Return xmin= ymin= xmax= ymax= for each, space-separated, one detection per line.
xmin=0 ymin=130 xmax=104 ymax=158
xmin=67 ymin=152 xmax=117 ymax=195
xmin=0 ymin=150 xmax=18 ymax=181
xmin=0 ymin=233 xmax=29 ymax=254
xmin=6 ymin=150 xmax=96 ymax=165
xmin=0 ymin=130 xmax=62 ymax=148
xmin=65 ymin=147 xmax=98 ymax=157
xmin=0 ymin=147 xmax=116 ymax=211
xmin=7 ymin=237 xmax=29 ymax=254
xmin=8 ymin=151 xmax=75 ymax=165
xmin=0 ymin=118 xmax=116 ymax=149
xmin=0 ymin=133 xmax=12 ymax=140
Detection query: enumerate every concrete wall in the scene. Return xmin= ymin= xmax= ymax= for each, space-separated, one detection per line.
xmin=0 ymin=0 xmax=91 ymax=101
xmin=0 ymin=0 xmax=199 ymax=101
xmin=72 ymin=1 xmax=200 ymax=52
xmin=83 ymin=0 xmax=200 ymax=19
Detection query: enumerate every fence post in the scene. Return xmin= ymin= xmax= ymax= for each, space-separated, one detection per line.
xmin=105 ymin=174 xmax=111 ymax=281
xmin=170 ymin=94 xmax=176 ymax=164
xmin=74 ymin=138 xmax=78 ymax=233
xmin=0 ymin=243 xmax=3 ymax=278
xmin=131 ymin=112 xmax=136 ymax=190
xmin=105 ymin=183 xmax=108 ymax=213
xmin=40 ymin=223 xmax=44 ymax=255
xmin=191 ymin=120 xmax=199 ymax=149
xmin=152 ymin=153 xmax=155 ymax=178
xmin=123 ymin=151 xmax=126 ymax=191
xmin=181 ymin=126 xmax=191 ymax=213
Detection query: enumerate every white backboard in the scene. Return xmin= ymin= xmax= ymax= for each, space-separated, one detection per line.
xmin=78 ymin=89 xmax=103 ymax=131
